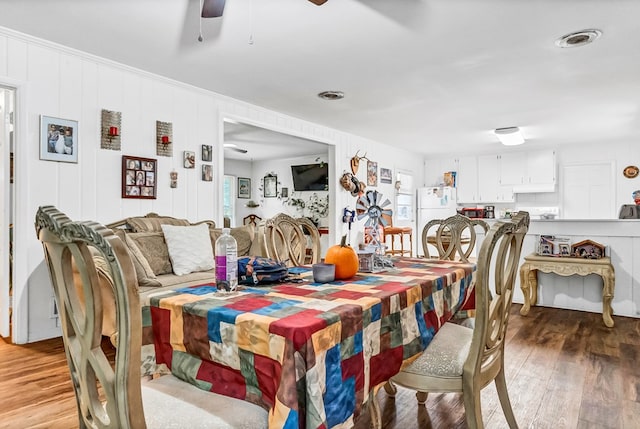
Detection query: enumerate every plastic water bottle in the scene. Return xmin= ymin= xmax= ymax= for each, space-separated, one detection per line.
xmin=215 ymin=228 xmax=238 ymax=292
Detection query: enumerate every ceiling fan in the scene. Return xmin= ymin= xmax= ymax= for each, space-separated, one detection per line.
xmin=201 ymin=0 xmax=327 ymax=18
xmin=223 ymin=143 xmax=248 ymax=154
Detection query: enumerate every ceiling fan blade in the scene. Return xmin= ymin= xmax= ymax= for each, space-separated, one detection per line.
xmin=202 ymin=0 xmax=226 ymax=18
xmin=308 ymin=0 xmax=328 ymax=5
xmin=223 ymin=143 xmax=248 ymax=153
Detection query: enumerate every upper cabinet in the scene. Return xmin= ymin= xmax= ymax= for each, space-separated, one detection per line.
xmin=500 ymin=149 xmax=556 ymax=193
xmin=423 ymin=157 xmax=457 ymax=186
xmin=426 ymin=148 xmax=556 ymax=204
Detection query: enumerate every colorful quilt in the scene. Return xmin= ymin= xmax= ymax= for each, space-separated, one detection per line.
xmin=148 ymin=257 xmax=475 ymax=429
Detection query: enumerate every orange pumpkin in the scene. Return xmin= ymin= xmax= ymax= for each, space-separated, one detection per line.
xmin=324 ymin=235 xmax=359 ymax=280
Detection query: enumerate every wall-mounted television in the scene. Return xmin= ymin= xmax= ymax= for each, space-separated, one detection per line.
xmin=291 ymin=163 xmax=329 ymax=191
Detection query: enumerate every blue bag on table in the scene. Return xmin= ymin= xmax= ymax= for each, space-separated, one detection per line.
xmin=237 ymin=256 xmax=289 ymax=285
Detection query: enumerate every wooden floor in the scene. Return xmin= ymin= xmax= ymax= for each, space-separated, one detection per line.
xmin=1 ymin=304 xmax=639 ymax=429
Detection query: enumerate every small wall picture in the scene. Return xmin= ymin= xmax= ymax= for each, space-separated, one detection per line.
xmin=202 ymin=144 xmax=212 ymax=162
xmin=367 ymin=160 xmax=378 ymax=186
xmin=202 ymin=164 xmax=213 ymax=182
xmin=263 ymin=175 xmax=278 ymax=198
xmin=122 ymin=155 xmax=157 ymax=199
xmin=183 ymin=151 xmax=195 ymax=168
xmin=238 ymin=177 xmax=251 ymax=199
xmin=380 ymin=168 xmax=392 ymax=184
xmin=40 ymin=115 xmax=78 ymax=163
xmin=281 ymin=187 xmax=289 ymax=198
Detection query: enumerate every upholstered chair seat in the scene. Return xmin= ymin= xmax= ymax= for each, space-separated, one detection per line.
xmin=391 ymin=322 xmax=473 ymax=393
xmin=142 ymin=375 xmax=267 ymax=429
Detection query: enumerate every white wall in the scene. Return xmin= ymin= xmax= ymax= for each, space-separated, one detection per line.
xmin=0 ymin=28 xmax=424 ymax=343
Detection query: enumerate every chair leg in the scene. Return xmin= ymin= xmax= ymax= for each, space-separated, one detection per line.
xmin=368 ymin=388 xmax=382 ymax=429
xmin=383 ymin=380 xmax=397 ymax=397
xmin=408 ymin=232 xmax=413 ymax=257
xmin=495 ymin=368 xmax=519 ymax=428
xmin=462 ymin=386 xmax=484 ymax=429
xmin=416 ymin=391 xmax=428 ymax=405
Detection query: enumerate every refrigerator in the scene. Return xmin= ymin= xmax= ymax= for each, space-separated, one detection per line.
xmin=416 ymin=187 xmax=458 ymax=257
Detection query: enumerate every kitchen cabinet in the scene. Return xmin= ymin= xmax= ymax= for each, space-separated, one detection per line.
xmin=477 ymin=155 xmax=514 ymax=202
xmin=500 ymin=149 xmax=556 ymax=192
xmin=456 ymin=156 xmax=479 ymax=203
xmin=423 ymin=157 xmax=457 ymax=186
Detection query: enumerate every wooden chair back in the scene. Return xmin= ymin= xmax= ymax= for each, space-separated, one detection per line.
xmin=466 ymin=211 xmax=529 ymax=405
xmin=421 ymin=214 xmax=488 ymax=262
xmin=35 ymin=206 xmax=147 ymax=428
xmin=295 ymin=217 xmax=321 ymax=264
xmin=264 ymin=213 xmax=307 ymax=267
xmin=243 ymin=214 xmax=262 ymax=227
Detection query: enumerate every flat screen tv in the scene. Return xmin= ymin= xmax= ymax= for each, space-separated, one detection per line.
xmin=291 ymin=163 xmax=329 ymax=191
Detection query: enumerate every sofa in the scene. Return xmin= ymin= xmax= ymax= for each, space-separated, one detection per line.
xmin=85 ymin=213 xmax=265 ymax=346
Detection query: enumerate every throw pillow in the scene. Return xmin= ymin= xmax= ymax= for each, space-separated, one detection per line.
xmin=126 ymin=232 xmax=173 ymax=276
xmin=126 ymin=216 xmax=191 ymax=232
xmin=124 ymin=234 xmax=162 ymax=287
xmin=161 ymin=223 xmax=215 ymax=276
xmin=211 ymin=225 xmax=255 ymax=256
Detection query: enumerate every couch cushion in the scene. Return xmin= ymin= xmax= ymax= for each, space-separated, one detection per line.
xmin=124 ymin=234 xmax=162 ymax=287
xmin=211 ymin=225 xmax=255 ymax=257
xmin=161 ymin=224 xmax=215 ymax=276
xmin=126 ymin=215 xmax=191 ymax=233
xmin=127 ymin=232 xmax=173 ymax=275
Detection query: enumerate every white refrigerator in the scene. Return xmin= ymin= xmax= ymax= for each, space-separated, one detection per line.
xmin=416 ymin=187 xmax=458 ymax=257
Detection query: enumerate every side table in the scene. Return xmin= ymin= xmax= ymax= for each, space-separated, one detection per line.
xmin=519 ymin=253 xmax=615 ymax=327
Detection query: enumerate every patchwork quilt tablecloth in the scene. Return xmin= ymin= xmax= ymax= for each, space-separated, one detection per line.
xmin=148 ymin=257 xmax=476 ymax=429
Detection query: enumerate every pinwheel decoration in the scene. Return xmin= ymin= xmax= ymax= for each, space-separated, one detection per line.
xmin=356 ymin=190 xmax=392 ymax=253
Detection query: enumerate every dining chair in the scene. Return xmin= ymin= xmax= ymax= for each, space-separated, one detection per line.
xmin=422 ymin=214 xmax=489 ymax=262
xmin=264 ymin=213 xmax=308 ymax=266
xmin=295 ymin=216 xmax=321 ymax=264
xmin=243 ymin=213 xmax=262 ymax=227
xmin=35 ymin=206 xmax=269 ymax=429
xmin=381 ymin=212 xmax=413 ymax=257
xmin=382 ymin=211 xmax=530 ymax=429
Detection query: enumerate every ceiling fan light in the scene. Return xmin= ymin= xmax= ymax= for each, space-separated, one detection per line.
xmin=494 ymin=127 xmax=525 ymax=146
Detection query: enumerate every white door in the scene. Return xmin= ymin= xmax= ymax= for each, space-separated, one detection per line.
xmin=562 ymin=162 xmax=614 ymax=219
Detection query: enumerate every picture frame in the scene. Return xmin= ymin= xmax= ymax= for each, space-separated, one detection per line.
xmin=201 ymin=144 xmax=212 ymax=162
xmin=40 ymin=115 xmax=78 ymax=163
xmin=238 ymin=177 xmax=251 ymax=199
xmin=202 ymin=164 xmax=213 ymax=182
xmin=367 ymin=160 xmax=378 ymax=186
xmin=122 ymin=155 xmax=157 ymax=199
xmin=183 ymin=151 xmax=195 ymax=169
xmin=380 ymin=168 xmax=392 ymax=184
xmin=281 ymin=187 xmax=289 ymax=198
xmin=559 ymin=243 xmax=571 ymax=257
xmin=263 ymin=175 xmax=277 ymax=198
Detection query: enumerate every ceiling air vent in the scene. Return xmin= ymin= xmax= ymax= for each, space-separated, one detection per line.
xmin=317 ymin=91 xmax=344 ymax=100
xmin=556 ymin=29 xmax=602 ymax=48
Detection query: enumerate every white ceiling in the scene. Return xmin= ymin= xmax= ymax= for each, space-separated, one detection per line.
xmin=1 ymin=0 xmax=639 ymax=156
xmin=224 ymin=120 xmax=328 ymax=161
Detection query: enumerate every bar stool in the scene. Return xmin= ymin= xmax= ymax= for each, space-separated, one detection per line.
xmin=381 ymin=213 xmax=413 ymax=257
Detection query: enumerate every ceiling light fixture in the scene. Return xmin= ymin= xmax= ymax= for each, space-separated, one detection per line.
xmin=494 ymin=127 xmax=525 ymax=146
xmin=318 ymin=91 xmax=344 ymax=100
xmin=556 ymin=29 xmax=602 ymax=48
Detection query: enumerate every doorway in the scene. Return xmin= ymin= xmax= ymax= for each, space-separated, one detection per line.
xmin=0 ymin=86 xmax=15 ymax=339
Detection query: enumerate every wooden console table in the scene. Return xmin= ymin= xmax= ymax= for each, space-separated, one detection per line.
xmin=519 ymin=253 xmax=615 ymax=327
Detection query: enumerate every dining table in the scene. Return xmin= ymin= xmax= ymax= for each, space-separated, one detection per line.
xmin=146 ymin=257 xmax=476 ymax=429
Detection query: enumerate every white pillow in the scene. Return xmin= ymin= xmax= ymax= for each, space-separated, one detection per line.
xmin=161 ymin=223 xmax=215 ymax=276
